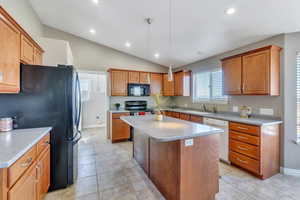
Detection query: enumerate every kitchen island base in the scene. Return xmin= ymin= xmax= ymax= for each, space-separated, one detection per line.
xmin=133 ymin=129 xmax=220 ymax=200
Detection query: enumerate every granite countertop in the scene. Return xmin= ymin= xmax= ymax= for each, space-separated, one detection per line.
xmin=108 ymin=109 xmax=130 ymax=113
xmin=121 ymin=115 xmax=223 ymax=142
xmin=162 ymin=108 xmax=282 ymax=126
xmin=0 ymin=127 xmax=52 ymax=168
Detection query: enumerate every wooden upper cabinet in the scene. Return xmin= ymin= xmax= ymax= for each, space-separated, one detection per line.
xmin=150 ymin=73 xmax=163 ymax=95
xmin=174 ymin=70 xmax=191 ymax=96
xmin=128 ymin=71 xmax=140 ymax=83
xmin=110 ymin=70 xmax=128 ymax=96
xmin=140 ymin=72 xmax=150 ymax=84
xmin=21 ymin=34 xmax=34 ymax=64
xmin=221 ymin=45 xmax=281 ymax=96
xmin=163 ymin=73 xmax=174 ymax=96
xmin=0 ymin=10 xmax=21 ymax=93
xmin=222 ymin=56 xmax=242 ymax=95
xmin=34 ymin=47 xmax=43 ymax=65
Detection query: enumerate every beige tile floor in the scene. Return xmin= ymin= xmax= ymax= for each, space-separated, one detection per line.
xmin=45 ymin=128 xmax=300 ymax=200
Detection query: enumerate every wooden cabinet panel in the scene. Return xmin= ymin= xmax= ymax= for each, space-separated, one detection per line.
xmin=164 ymin=111 xmax=173 ymax=117
xmin=110 ymin=70 xmax=128 ymax=96
xmin=179 ymin=113 xmax=190 ymax=121
xmin=190 ymin=115 xmax=203 ymax=123
xmin=37 ymin=147 xmax=50 ymax=200
xmin=37 ymin=134 xmax=50 ymax=156
xmin=172 ymin=112 xmax=180 ymax=119
xmin=0 ymin=11 xmax=20 ymax=93
xmin=8 ymin=146 xmax=37 ymax=188
xmin=230 ymin=139 xmax=260 ymax=160
xmin=8 ymin=163 xmax=37 ymax=200
xmin=133 ymin=130 xmax=149 ymax=175
xmin=230 ymin=122 xmax=260 ymax=136
xmin=140 ymin=72 xmax=150 ymax=84
xmin=111 ymin=113 xmax=130 ymax=142
xmin=150 ymin=73 xmax=162 ymax=95
xmin=21 ymin=35 xmax=34 ymax=64
xmin=242 ymin=50 xmax=270 ymax=95
xmin=128 ymin=71 xmax=139 ymax=83
xmin=174 ymin=71 xmax=191 ymax=96
xmin=230 ymin=131 xmax=259 ymax=146
xmin=33 ymin=47 xmax=43 ymax=65
xmin=163 ymin=73 xmax=174 ymax=96
xmin=222 ymin=56 xmax=242 ymax=95
xmin=229 ymin=151 xmax=260 ymax=174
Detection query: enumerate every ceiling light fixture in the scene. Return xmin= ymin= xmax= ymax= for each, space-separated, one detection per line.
xmin=125 ymin=42 xmax=131 ymax=47
xmin=225 ymin=7 xmax=236 ymax=15
xmin=167 ymin=0 xmax=174 ymax=81
xmin=92 ymin=0 xmax=99 ymax=4
xmin=89 ymin=29 xmax=96 ymax=34
xmin=154 ymin=53 xmax=160 ymax=59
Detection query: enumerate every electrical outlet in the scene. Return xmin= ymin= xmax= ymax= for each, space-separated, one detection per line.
xmin=185 ymin=139 xmax=194 ymax=147
xmin=232 ymin=106 xmax=239 ymax=112
xmin=260 ymin=108 xmax=274 ymax=116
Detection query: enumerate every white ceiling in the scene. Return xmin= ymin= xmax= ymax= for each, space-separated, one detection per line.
xmin=30 ymin=0 xmax=300 ymax=67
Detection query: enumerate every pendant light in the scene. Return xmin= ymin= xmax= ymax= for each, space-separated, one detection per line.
xmin=145 ymin=18 xmax=153 ymax=84
xmin=167 ymin=0 xmax=173 ymax=81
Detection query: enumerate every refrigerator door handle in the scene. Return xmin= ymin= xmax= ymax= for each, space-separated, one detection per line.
xmin=73 ymin=130 xmax=82 ymax=145
xmin=76 ymin=73 xmax=82 ymax=130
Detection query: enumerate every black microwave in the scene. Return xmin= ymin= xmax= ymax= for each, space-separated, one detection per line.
xmin=128 ymin=84 xmax=150 ymax=96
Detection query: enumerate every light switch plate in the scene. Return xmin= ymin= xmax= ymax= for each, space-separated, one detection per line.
xmin=232 ymin=106 xmax=239 ymax=112
xmin=260 ymin=108 xmax=274 ymax=116
xmin=185 ymin=139 xmax=194 ymax=147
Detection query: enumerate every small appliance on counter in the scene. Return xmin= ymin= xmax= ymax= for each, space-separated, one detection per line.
xmin=240 ymin=106 xmax=252 ymax=118
xmin=0 ymin=117 xmax=13 ymax=132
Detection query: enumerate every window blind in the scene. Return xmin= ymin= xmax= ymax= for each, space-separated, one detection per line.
xmin=297 ymin=53 xmax=300 ymax=137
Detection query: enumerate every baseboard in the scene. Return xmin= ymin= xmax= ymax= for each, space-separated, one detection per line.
xmin=280 ymin=167 xmax=300 ymax=177
xmin=83 ymin=124 xmax=106 ymax=129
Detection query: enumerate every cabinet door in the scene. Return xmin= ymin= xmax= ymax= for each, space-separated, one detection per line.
xmin=128 ymin=71 xmax=140 ymax=83
xmin=110 ymin=70 xmax=128 ymax=96
xmin=163 ymin=73 xmax=174 ymax=96
xmin=37 ymin=147 xmax=50 ymax=200
xmin=150 ymin=73 xmax=162 ymax=95
xmin=21 ymin=35 xmax=34 ymax=64
xmin=174 ymin=72 xmax=183 ymax=96
xmin=140 ymin=72 xmax=150 ymax=84
xmin=8 ymin=163 xmax=37 ymax=200
xmin=34 ymin=47 xmax=43 ymax=65
xmin=112 ymin=117 xmax=130 ymax=142
xmin=0 ymin=12 xmax=20 ymax=93
xmin=242 ymin=50 xmax=270 ymax=94
xmin=222 ymin=56 xmax=242 ymax=95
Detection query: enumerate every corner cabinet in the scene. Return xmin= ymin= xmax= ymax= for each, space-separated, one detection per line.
xmin=0 ymin=6 xmax=44 ymax=94
xmin=222 ymin=45 xmax=281 ymax=96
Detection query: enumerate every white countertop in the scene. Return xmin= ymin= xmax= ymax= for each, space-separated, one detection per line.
xmin=0 ymin=127 xmax=52 ymax=168
xmin=121 ymin=115 xmax=223 ymax=142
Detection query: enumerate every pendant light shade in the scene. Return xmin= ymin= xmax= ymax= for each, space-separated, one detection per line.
xmin=168 ymin=65 xmax=173 ymax=81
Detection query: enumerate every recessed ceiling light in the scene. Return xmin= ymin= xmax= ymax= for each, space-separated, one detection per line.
xmin=92 ymin=0 xmax=99 ymax=4
xmin=154 ymin=53 xmax=160 ymax=58
xmin=125 ymin=42 xmax=131 ymax=47
xmin=89 ymin=29 xmax=96 ymax=34
xmin=225 ymin=7 xmax=236 ymax=15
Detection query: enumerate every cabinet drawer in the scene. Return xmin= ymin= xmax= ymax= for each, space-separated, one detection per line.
xmin=230 ymin=139 xmax=260 ymax=160
xmin=37 ymin=133 xmax=50 ymax=155
xmin=230 ymin=122 xmax=260 ymax=136
xmin=189 ymin=115 xmax=203 ymax=123
xmin=230 ymin=131 xmax=259 ymax=146
xmin=179 ymin=113 xmax=190 ymax=121
xmin=230 ymin=151 xmax=260 ymax=174
xmin=112 ymin=113 xmax=130 ymax=119
xmin=8 ymin=145 xmax=37 ymax=188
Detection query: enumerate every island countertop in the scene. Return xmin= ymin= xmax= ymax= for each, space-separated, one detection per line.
xmin=0 ymin=127 xmax=52 ymax=168
xmin=121 ymin=115 xmax=223 ymax=142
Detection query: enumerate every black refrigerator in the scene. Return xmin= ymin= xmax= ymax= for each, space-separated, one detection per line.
xmin=0 ymin=64 xmax=82 ymax=190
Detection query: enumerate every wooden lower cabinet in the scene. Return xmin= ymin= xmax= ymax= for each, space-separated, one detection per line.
xmin=111 ymin=113 xmax=130 ymax=143
xmin=189 ymin=115 xmax=203 ymax=123
xmin=229 ymin=122 xmax=280 ymax=179
xmin=0 ymin=133 xmax=51 ymax=200
xmin=179 ymin=113 xmax=190 ymax=121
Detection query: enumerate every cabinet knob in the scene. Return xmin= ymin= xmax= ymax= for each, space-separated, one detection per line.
xmin=20 ymin=157 xmax=33 ymax=167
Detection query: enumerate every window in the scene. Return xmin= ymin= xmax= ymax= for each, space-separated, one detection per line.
xmin=296 ymin=53 xmax=300 ymax=139
xmin=193 ymin=69 xmax=228 ymax=103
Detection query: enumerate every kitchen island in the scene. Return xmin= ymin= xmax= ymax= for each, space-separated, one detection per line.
xmin=121 ymin=115 xmax=223 ymax=200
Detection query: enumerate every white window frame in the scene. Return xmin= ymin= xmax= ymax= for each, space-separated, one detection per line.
xmin=192 ymin=69 xmax=228 ymax=104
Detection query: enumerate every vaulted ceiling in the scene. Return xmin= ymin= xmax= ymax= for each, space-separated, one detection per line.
xmin=30 ymin=0 xmax=300 ymax=67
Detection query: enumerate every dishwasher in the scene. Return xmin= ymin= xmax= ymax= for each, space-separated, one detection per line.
xmin=203 ymin=117 xmax=230 ymax=163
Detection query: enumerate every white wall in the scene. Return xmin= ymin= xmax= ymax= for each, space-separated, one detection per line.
xmin=1 ymin=0 xmax=43 ymax=39
xmin=43 ymin=25 xmax=168 ymax=72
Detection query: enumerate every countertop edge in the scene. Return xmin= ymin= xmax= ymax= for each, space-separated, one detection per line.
xmin=0 ymin=127 xmax=52 ymax=169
